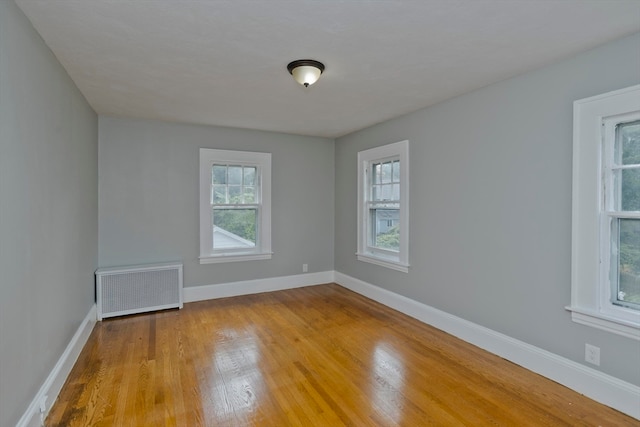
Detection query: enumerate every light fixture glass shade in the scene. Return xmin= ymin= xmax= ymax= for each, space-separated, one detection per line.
xmin=291 ymin=65 xmax=322 ymax=87
xmin=287 ymin=60 xmax=324 ymax=87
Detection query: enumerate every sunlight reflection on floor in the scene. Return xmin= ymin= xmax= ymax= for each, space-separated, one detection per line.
xmin=372 ymin=343 xmax=406 ymax=425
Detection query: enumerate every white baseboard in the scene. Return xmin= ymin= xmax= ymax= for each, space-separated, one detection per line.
xmin=183 ymin=270 xmax=335 ymax=303
xmin=334 ymin=271 xmax=640 ymax=420
xmin=17 ymin=304 xmax=97 ymax=427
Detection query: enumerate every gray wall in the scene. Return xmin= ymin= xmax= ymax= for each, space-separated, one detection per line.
xmin=98 ymin=117 xmax=334 ymax=286
xmin=335 ymin=33 xmax=640 ymax=386
xmin=0 ymin=2 xmax=98 ymax=426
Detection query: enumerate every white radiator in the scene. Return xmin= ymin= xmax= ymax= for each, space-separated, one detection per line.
xmin=96 ymin=262 xmax=183 ymax=320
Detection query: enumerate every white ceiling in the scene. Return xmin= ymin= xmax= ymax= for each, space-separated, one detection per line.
xmin=15 ymin=0 xmax=640 ymax=138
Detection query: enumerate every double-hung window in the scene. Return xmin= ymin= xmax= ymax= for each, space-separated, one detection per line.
xmin=357 ymin=140 xmax=409 ymax=272
xmin=570 ymin=85 xmax=640 ymax=339
xmin=199 ymin=148 xmax=272 ymax=263
xmin=602 ymin=115 xmax=640 ymax=314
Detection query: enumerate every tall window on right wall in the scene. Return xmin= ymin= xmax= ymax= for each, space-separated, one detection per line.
xmin=570 ymin=85 xmax=640 ymax=340
xmin=357 ymin=140 xmax=409 ymax=272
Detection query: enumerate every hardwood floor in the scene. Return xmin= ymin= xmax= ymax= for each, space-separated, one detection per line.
xmin=46 ymin=284 xmax=636 ymax=426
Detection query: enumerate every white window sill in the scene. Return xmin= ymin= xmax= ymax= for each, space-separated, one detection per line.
xmin=356 ymin=253 xmax=409 ymax=273
xmin=565 ymin=306 xmax=640 ymax=341
xmin=199 ymin=252 xmax=273 ymax=264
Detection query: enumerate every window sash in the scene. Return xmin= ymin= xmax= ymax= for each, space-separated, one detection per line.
xmin=212 ymin=206 xmax=260 ymax=253
xmin=366 ymin=156 xmax=400 ymax=254
xmin=210 ymin=163 xmax=262 ymax=253
xmin=600 ymin=113 xmax=640 ymax=319
xmin=211 ymin=164 xmax=260 ymax=206
xmin=370 ymin=159 xmax=400 ymax=202
xmin=606 ymin=217 xmax=640 ymax=311
xmin=367 ymin=206 xmax=400 ymax=254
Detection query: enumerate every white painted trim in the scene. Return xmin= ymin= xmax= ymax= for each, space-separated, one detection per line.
xmin=334 ymin=271 xmax=640 ymax=420
xmin=571 ymin=84 xmax=640 ymax=337
xmin=183 ymin=271 xmax=335 ymax=302
xmin=356 ymin=253 xmax=409 ymax=273
xmin=567 ymin=306 xmax=640 ymax=341
xmin=199 ymin=252 xmax=273 ymax=264
xmin=95 ymin=261 xmax=182 ymax=274
xmin=17 ymin=305 xmax=97 ymax=427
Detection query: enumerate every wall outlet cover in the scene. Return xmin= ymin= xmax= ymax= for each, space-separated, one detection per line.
xmin=585 ymin=343 xmax=600 ymax=366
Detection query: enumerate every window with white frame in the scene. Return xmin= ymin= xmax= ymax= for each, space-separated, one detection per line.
xmin=199 ymin=148 xmax=272 ymax=263
xmin=570 ymin=85 xmax=640 ymax=340
xmin=357 ymin=140 xmax=409 ymax=272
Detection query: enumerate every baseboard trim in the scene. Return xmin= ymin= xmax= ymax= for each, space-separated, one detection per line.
xmin=183 ymin=271 xmax=335 ymax=303
xmin=17 ymin=304 xmax=97 ymax=427
xmin=334 ymin=271 xmax=640 ymax=420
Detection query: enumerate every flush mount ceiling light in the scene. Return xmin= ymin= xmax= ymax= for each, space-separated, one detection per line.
xmin=287 ymin=59 xmax=325 ymax=87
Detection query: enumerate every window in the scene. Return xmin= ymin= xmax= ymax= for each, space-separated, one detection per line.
xmin=570 ymin=85 xmax=640 ymax=339
xmin=602 ymin=116 xmax=640 ymax=313
xmin=357 ymin=140 xmax=409 ymax=272
xmin=199 ymin=148 xmax=272 ymax=263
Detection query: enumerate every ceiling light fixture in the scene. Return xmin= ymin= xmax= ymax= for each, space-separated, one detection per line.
xmin=287 ymin=59 xmax=325 ymax=87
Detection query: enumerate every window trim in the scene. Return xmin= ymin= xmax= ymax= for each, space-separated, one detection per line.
xmin=199 ymin=148 xmax=272 ymax=264
xmin=569 ymin=85 xmax=640 ymax=340
xmin=356 ymin=140 xmax=410 ymax=273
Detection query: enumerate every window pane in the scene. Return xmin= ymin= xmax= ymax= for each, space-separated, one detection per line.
xmin=392 ymin=160 xmax=400 ymax=182
xmin=616 ymin=120 xmax=640 ymax=165
xmin=392 ymin=183 xmax=400 ymax=200
xmin=372 ymin=184 xmax=380 ymax=201
xmin=613 ymin=218 xmax=640 ymax=309
xmin=381 ymin=184 xmax=392 ymax=200
xmin=622 ymin=168 xmax=640 ymax=211
xmin=228 ymin=185 xmax=242 ymax=203
xmin=213 ymin=165 xmax=227 ymax=184
xmin=212 ymin=185 xmax=227 ymax=204
xmin=370 ymin=208 xmax=399 ymax=252
xmin=614 ymin=168 xmax=640 ymax=211
xmin=373 ymin=163 xmax=382 ymax=185
xmin=244 ymin=186 xmax=256 ymax=203
xmin=213 ymin=208 xmax=257 ymax=249
xmin=228 ymin=166 xmax=242 ymax=185
xmin=381 ymin=161 xmax=392 ymax=184
xmin=244 ymin=167 xmax=256 ymax=185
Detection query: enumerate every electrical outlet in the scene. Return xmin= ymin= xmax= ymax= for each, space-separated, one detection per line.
xmin=302 ymin=263 xmax=308 ymax=273
xmin=39 ymin=395 xmax=48 ymax=413
xmin=585 ymin=343 xmax=600 ymax=366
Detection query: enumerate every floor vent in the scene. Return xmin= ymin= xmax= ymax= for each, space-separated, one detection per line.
xmin=96 ymin=262 xmax=183 ymax=320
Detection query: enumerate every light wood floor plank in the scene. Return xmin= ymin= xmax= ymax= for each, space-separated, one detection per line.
xmin=46 ymin=284 xmax=637 ymax=426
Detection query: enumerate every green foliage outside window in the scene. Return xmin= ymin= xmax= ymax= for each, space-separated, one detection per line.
xmin=376 ymin=225 xmax=399 ymax=251
xmin=214 ymin=210 xmax=256 ymax=244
